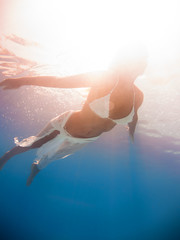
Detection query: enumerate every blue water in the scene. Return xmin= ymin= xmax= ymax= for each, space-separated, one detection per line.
xmin=0 ymin=45 xmax=180 ymax=239
xmin=1 ymin=108 xmax=180 ymax=240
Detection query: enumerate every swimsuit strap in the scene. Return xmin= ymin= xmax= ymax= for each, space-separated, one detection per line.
xmin=109 ymin=73 xmax=120 ymax=94
xmin=61 ymin=111 xmax=74 ymax=128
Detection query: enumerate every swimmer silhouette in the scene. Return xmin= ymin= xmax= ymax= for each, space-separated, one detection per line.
xmin=0 ymin=46 xmax=147 ymax=186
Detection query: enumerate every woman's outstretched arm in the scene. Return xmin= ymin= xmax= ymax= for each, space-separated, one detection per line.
xmin=0 ymin=71 xmax=106 ymax=90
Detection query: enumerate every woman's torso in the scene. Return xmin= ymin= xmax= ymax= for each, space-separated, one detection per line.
xmin=64 ymin=72 xmax=141 ymax=138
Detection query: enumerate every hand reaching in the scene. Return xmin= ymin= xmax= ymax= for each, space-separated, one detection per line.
xmin=0 ymin=78 xmax=22 ymax=90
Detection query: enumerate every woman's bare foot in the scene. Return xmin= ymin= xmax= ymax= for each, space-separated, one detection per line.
xmin=26 ymin=162 xmax=40 ymax=186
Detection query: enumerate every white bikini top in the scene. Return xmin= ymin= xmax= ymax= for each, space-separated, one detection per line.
xmin=89 ymin=76 xmax=135 ymax=125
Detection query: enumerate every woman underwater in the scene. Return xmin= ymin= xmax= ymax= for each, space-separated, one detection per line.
xmin=0 ymin=48 xmax=147 ymax=185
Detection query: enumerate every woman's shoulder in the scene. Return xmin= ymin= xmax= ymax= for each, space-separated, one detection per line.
xmin=87 ymin=70 xmax=115 ymax=88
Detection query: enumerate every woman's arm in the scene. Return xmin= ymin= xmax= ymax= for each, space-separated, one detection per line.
xmin=128 ymin=86 xmax=144 ymax=141
xmin=128 ymin=112 xmax=138 ymax=142
xmin=0 ymin=71 xmax=106 ymax=90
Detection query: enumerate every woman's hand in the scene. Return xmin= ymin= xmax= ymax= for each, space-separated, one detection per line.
xmin=0 ymin=78 xmax=23 ymax=90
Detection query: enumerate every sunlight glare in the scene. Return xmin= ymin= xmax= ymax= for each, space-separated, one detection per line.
xmin=2 ymin=0 xmax=180 ymax=75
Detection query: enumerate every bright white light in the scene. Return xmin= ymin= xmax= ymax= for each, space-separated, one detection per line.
xmin=2 ymin=0 xmax=180 ymax=73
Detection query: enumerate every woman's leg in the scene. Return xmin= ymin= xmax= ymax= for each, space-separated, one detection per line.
xmin=0 ymin=146 xmax=29 ymax=170
xmin=26 ymin=129 xmax=61 ymax=186
xmin=0 ymin=129 xmax=60 ymax=170
xmin=26 ymin=162 xmax=40 ymax=186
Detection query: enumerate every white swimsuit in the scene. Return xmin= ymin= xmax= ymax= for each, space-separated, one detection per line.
xmin=89 ymin=77 xmax=135 ymax=125
xmin=15 ymin=111 xmax=98 ymax=170
xmin=14 ymin=77 xmax=135 ymax=170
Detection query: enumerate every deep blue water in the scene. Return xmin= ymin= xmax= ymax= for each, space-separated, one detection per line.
xmin=1 ymin=8 xmax=180 ymax=239
xmin=1 ymin=114 xmax=180 ymax=240
xmin=0 ymin=73 xmax=180 ymax=240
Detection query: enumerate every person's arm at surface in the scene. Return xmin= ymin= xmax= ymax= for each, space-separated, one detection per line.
xmin=0 ymin=71 xmax=106 ymax=90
